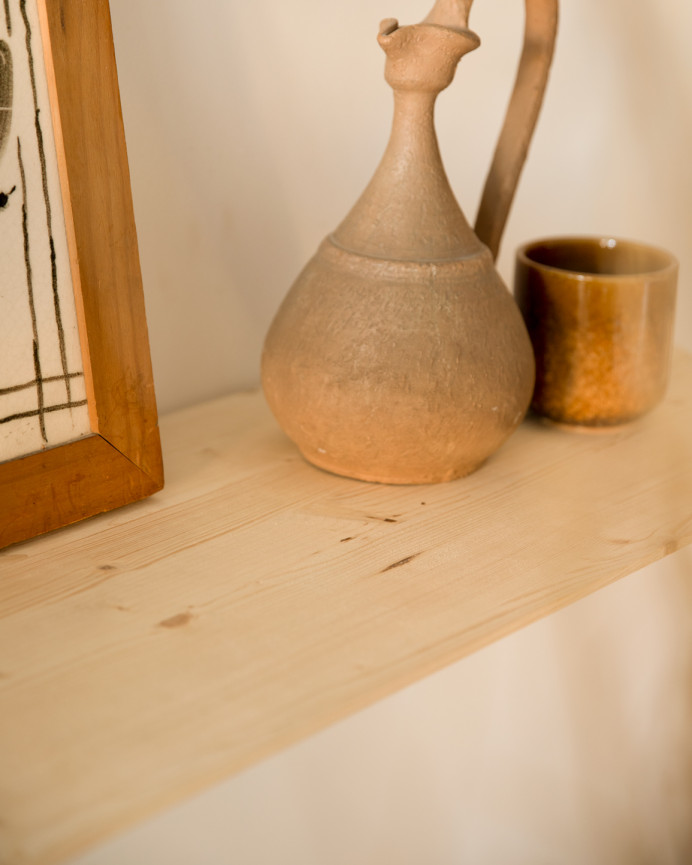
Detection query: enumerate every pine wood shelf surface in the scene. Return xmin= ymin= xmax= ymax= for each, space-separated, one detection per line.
xmin=2 ymin=351 xmax=692 ymax=865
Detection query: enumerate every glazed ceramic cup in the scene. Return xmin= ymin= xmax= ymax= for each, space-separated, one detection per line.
xmin=514 ymin=236 xmax=678 ymax=427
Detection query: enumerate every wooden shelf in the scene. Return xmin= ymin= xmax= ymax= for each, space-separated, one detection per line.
xmin=2 ymin=351 xmax=692 ymax=865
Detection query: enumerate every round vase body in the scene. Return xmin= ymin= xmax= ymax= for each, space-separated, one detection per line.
xmin=262 ymin=237 xmax=534 ymax=484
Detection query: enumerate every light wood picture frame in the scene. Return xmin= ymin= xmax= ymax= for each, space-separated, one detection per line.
xmin=0 ymin=0 xmax=163 ymax=550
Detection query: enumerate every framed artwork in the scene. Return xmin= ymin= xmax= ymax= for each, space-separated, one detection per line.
xmin=0 ymin=0 xmax=163 ymax=549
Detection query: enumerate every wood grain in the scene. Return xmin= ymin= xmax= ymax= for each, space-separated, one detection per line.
xmin=41 ymin=0 xmax=161 ymax=473
xmin=0 ymin=0 xmax=163 ymax=550
xmin=1 ymin=351 xmax=691 ymax=865
xmin=0 ymin=434 xmax=160 ymax=548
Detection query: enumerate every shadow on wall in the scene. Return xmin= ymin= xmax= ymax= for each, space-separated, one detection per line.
xmin=111 ymin=2 xmax=303 ymax=413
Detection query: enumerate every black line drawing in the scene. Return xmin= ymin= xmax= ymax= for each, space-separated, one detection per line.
xmin=17 ymin=134 xmax=47 ymax=441
xmin=0 ymin=370 xmax=83 ymax=397
xmin=0 ymin=182 xmax=15 ymax=206
xmin=0 ymin=38 xmax=11 ymax=155
xmin=0 ymin=0 xmax=89 ymax=462
xmin=20 ymin=0 xmax=70 ymax=401
xmin=0 ymin=398 xmax=88 ymax=426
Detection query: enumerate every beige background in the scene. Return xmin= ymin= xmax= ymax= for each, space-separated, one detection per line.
xmin=71 ymin=0 xmax=692 ymax=861
xmin=108 ymin=0 xmax=692 ymax=415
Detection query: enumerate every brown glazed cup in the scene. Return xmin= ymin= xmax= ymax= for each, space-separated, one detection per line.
xmin=515 ymin=237 xmax=678 ymax=427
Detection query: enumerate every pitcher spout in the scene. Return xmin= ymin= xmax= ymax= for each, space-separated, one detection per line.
xmin=378 ymin=14 xmax=479 ymax=94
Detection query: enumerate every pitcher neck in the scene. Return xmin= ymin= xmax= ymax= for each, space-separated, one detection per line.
xmin=332 ymin=88 xmax=483 ymax=262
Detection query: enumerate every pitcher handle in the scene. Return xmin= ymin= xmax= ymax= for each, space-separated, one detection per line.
xmin=474 ymin=0 xmax=558 ymax=260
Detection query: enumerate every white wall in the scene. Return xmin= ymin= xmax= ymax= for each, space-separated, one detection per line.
xmin=108 ymin=0 xmax=692 ymax=415
xmin=77 ymin=1 xmax=692 ymax=862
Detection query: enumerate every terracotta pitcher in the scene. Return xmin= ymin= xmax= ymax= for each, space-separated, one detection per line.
xmin=262 ymin=0 xmax=558 ymax=484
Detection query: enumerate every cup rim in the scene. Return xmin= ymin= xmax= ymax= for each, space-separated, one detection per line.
xmin=516 ymin=235 xmax=678 ymax=280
